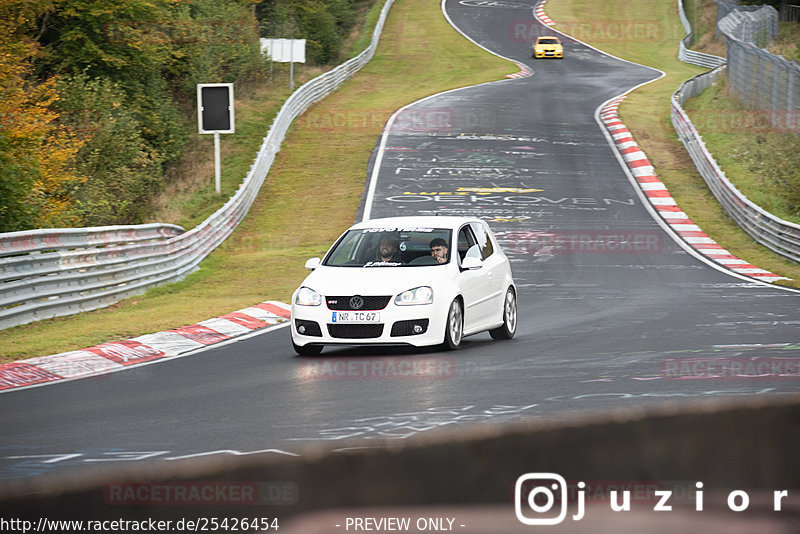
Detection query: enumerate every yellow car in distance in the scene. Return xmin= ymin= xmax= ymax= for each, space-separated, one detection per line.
xmin=532 ymin=36 xmax=563 ymax=59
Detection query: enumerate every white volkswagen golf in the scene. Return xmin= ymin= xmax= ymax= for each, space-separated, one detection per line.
xmin=290 ymin=216 xmax=517 ymax=355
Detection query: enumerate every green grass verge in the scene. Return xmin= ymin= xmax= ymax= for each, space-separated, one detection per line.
xmin=0 ymin=0 xmax=514 ymax=362
xmin=546 ymin=0 xmax=800 ymax=288
xmin=683 ymin=0 xmax=727 ymax=57
xmin=683 ymin=76 xmax=800 ymax=226
xmin=770 ymin=21 xmax=800 ymax=63
xmin=347 ymin=0 xmax=387 ymax=59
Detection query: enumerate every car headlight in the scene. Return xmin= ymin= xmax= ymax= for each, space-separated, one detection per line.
xmin=395 ymin=286 xmax=433 ymax=306
xmin=295 ymin=286 xmax=322 ymax=306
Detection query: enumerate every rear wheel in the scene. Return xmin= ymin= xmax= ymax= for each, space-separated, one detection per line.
xmin=490 ymin=287 xmax=517 ymax=340
xmin=441 ymin=299 xmax=463 ymax=350
xmin=292 ymin=341 xmax=323 ymax=356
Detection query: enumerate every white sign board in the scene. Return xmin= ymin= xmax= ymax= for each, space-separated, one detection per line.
xmin=260 ymin=38 xmax=306 ymax=63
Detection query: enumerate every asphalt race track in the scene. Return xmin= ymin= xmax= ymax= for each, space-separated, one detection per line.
xmin=1 ymin=0 xmax=799 ymax=485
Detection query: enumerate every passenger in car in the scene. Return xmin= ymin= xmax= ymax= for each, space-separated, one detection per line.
xmin=430 ymin=238 xmax=449 ymax=264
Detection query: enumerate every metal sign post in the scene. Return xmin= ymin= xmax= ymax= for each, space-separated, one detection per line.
xmin=197 ymin=83 xmax=235 ymax=194
xmin=213 ymin=132 xmax=221 ymax=193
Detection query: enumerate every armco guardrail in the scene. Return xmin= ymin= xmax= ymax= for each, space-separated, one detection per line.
xmin=671 ymin=69 xmax=800 ymax=264
xmin=0 ymin=225 xmax=184 ymax=257
xmin=677 ymin=0 xmax=726 ymax=69
xmin=0 ymin=0 xmax=395 ymax=331
xmin=671 ymin=0 xmax=800 ymax=266
xmin=0 ymin=224 xmax=186 ymax=328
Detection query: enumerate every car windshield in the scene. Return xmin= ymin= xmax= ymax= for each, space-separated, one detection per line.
xmin=538 ymin=38 xmax=559 ymax=44
xmin=323 ymin=227 xmax=452 ymax=267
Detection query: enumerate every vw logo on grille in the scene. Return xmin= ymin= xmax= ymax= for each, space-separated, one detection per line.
xmin=349 ymin=296 xmax=365 ymax=310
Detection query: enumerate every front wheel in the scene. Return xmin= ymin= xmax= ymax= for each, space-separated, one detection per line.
xmin=490 ymin=287 xmax=517 ymax=340
xmin=441 ymin=299 xmax=463 ymax=351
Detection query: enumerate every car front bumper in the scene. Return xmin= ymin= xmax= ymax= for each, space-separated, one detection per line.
xmin=535 ymin=49 xmax=563 ymax=58
xmin=291 ymin=300 xmax=447 ymax=348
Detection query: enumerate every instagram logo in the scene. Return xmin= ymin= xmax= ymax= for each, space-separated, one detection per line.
xmin=515 ymin=473 xmax=576 ymax=525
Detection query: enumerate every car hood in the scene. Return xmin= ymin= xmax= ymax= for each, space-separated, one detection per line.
xmin=301 ymin=265 xmax=445 ymax=296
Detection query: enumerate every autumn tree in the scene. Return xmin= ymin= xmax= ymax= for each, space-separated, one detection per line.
xmin=0 ymin=0 xmax=85 ymax=231
xmin=0 ymin=0 xmax=368 ymax=231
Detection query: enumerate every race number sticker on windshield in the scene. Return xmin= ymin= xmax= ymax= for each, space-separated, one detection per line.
xmin=331 ymin=312 xmax=381 ymax=323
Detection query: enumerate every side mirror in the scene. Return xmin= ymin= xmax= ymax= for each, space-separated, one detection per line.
xmin=461 ymin=256 xmax=482 ymax=270
xmin=305 ymin=257 xmax=321 ymax=271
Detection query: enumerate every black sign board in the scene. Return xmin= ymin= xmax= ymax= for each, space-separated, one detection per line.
xmin=197 ymin=83 xmax=235 ymax=134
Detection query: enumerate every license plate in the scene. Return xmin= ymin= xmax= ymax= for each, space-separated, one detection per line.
xmin=331 ymin=311 xmax=381 ymax=323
